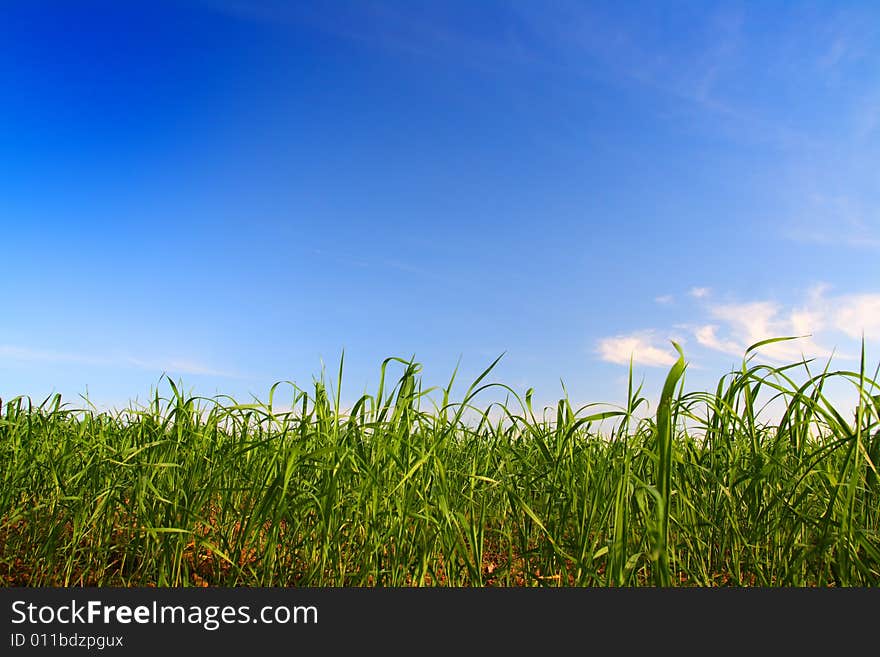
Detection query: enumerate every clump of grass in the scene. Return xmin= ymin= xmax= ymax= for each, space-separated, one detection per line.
xmin=1 ymin=340 xmax=878 ymax=586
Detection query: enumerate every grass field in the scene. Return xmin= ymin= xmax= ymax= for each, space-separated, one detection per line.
xmin=2 ymin=339 xmax=879 ymax=587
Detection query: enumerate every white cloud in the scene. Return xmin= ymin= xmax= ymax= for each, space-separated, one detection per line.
xmin=688 ymin=285 xmax=880 ymax=362
xmin=830 ymin=294 xmax=880 ymax=339
xmin=693 ymin=325 xmax=742 ymax=356
xmin=655 ymin=294 xmax=674 ymax=305
xmin=689 ymin=287 xmax=711 ymax=299
xmin=596 ymin=331 xmax=678 ymax=367
xmin=703 ymin=300 xmax=832 ymax=361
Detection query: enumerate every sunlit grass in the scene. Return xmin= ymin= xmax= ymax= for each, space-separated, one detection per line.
xmin=1 ymin=340 xmax=879 ymax=586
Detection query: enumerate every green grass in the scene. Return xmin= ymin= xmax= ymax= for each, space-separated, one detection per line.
xmin=1 ymin=341 xmax=879 ymax=587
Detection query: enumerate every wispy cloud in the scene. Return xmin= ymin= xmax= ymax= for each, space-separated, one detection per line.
xmin=0 ymin=345 xmax=241 ymax=378
xmin=785 ymin=229 xmax=880 ymax=249
xmin=655 ymin=294 xmax=674 ymax=305
xmin=783 ymin=194 xmax=880 ymax=249
xmin=689 ymin=287 xmax=711 ymax=299
xmin=201 ymin=0 xmax=537 ymax=75
xmin=125 ymin=357 xmax=238 ymax=378
xmin=314 ymin=247 xmax=442 ymax=281
xmin=596 ymin=331 xmax=678 ymax=367
xmin=204 ymin=1 xmax=874 ymax=157
xmin=0 ymin=345 xmax=109 ymax=366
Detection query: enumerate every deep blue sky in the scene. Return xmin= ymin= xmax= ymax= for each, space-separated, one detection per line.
xmin=2 ymin=1 xmax=878 ymax=411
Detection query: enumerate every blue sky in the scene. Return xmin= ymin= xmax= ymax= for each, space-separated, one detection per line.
xmin=2 ymin=0 xmax=879 ymax=413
